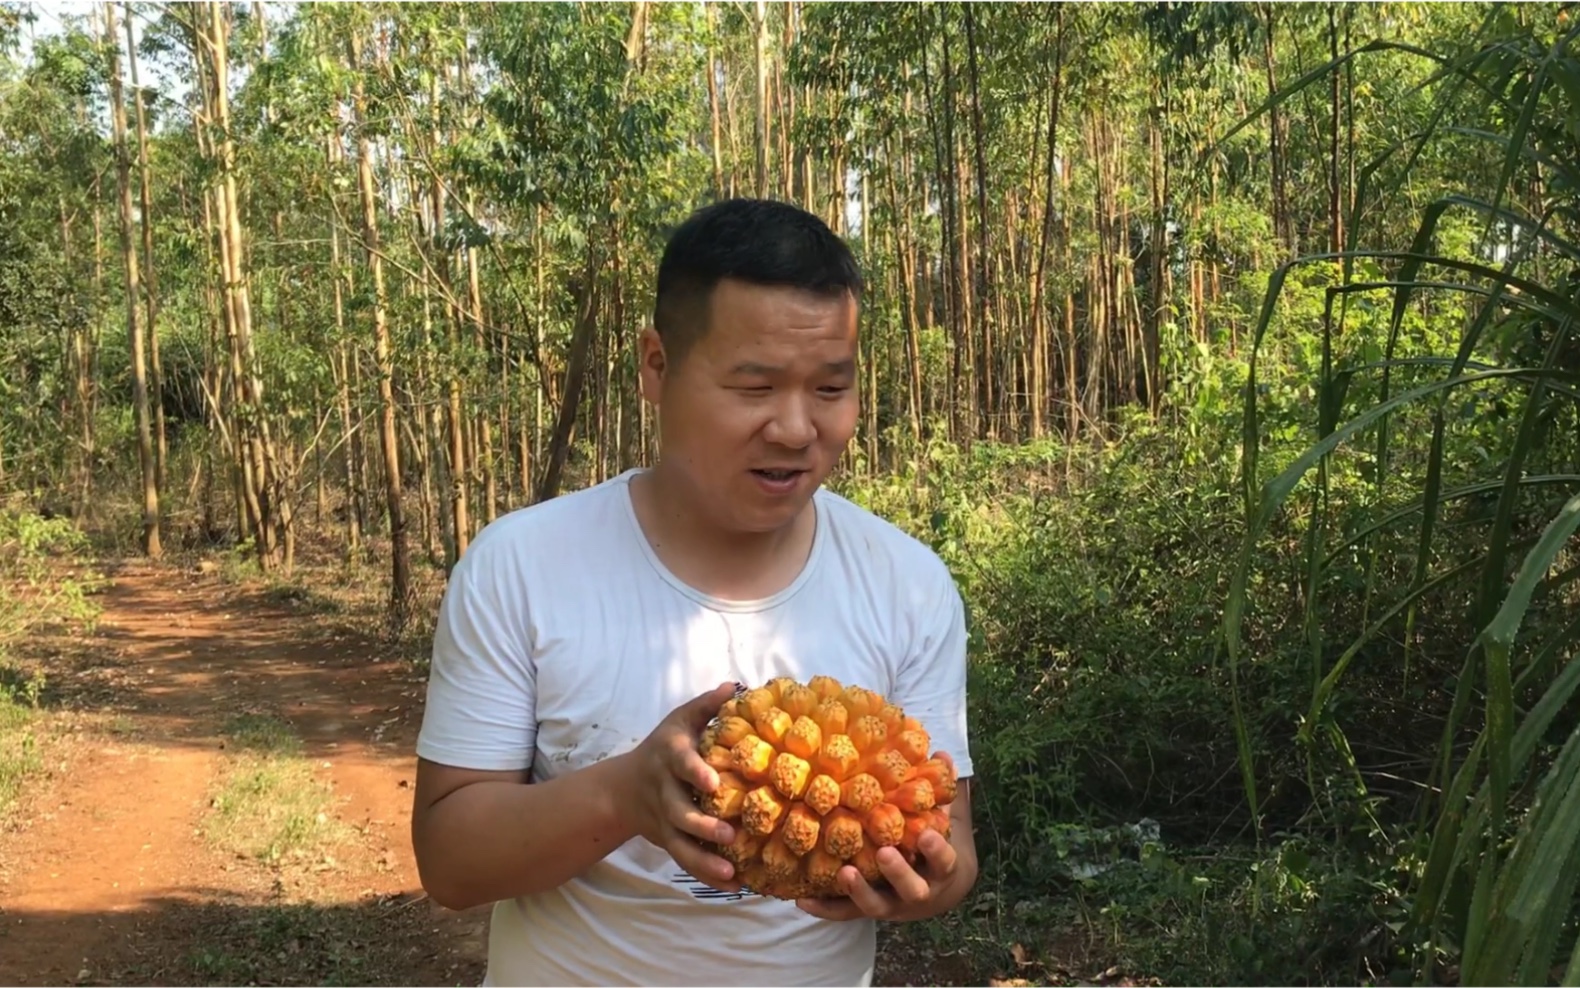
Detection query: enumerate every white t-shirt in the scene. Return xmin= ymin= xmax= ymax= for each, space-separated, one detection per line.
xmin=415 ymin=468 xmax=974 ymax=987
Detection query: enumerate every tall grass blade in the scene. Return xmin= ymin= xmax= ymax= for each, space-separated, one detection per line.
xmin=1479 ymin=322 xmax=1571 ymax=853
xmin=1465 ymin=722 xmax=1580 ymax=985
xmin=1475 ymin=492 xmax=1580 ymax=686
xmin=1453 ymin=493 xmax=1580 ymax=984
xmin=1562 ymin=930 xmax=1580 ymax=987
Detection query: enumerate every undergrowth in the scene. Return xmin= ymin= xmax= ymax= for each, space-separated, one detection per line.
xmin=0 ymin=664 xmax=44 ymax=817
xmin=834 ymin=422 xmax=1431 ymax=985
xmin=0 ymin=499 xmax=103 ymax=817
xmin=836 ymin=254 xmax=1577 ymax=984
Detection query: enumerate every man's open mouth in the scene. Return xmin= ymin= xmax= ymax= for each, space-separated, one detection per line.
xmin=751 ymin=468 xmax=803 ymax=481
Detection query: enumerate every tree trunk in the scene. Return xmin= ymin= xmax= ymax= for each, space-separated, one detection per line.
xmin=963 ymin=4 xmax=994 ymax=439
xmin=1146 ymin=90 xmax=1168 ymax=413
xmin=106 ymin=2 xmax=161 ymax=558
xmin=427 ymin=70 xmax=470 ymax=569
xmin=1029 ymin=5 xmax=1065 ymax=438
xmin=467 ymin=196 xmax=496 ymax=526
xmin=350 ymin=28 xmax=414 ymax=632
xmin=197 ymin=1 xmax=276 ymax=569
xmin=1262 ymin=3 xmax=1292 ymax=254
xmin=1329 ymin=4 xmax=1345 ymax=254
xmin=1060 ymin=147 xmax=1080 ymax=439
xmin=124 ymin=4 xmax=166 ymax=496
xmin=884 ymin=139 xmax=923 ymax=446
xmin=536 ymin=249 xmax=599 ymax=504
xmin=704 ymin=2 xmax=725 ymax=198
xmin=919 ymin=8 xmax=965 ymax=444
xmin=753 ymin=0 xmax=770 ymax=197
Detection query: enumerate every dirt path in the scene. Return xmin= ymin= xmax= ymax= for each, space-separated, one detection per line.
xmin=0 ymin=560 xmax=489 ymax=987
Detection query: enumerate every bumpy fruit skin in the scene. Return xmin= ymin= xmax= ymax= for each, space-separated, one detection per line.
xmin=691 ymin=676 xmax=959 ymax=901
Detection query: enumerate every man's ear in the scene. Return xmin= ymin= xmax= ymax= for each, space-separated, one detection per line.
xmin=637 ymin=326 xmax=666 ymax=406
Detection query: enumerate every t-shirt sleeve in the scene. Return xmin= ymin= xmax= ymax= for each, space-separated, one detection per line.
xmin=890 ymin=563 xmax=974 ymax=780
xmin=414 ymin=546 xmax=538 ymax=773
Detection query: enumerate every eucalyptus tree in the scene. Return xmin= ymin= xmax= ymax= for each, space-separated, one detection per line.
xmin=103 ymin=0 xmax=160 ymax=557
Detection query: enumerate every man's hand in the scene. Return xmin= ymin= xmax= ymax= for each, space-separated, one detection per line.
xmin=618 ymin=681 xmax=743 ymax=894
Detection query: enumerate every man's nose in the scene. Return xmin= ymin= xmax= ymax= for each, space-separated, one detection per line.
xmin=763 ymin=394 xmax=815 ymax=448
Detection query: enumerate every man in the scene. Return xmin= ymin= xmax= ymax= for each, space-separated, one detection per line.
xmin=411 ymin=198 xmax=976 ymax=987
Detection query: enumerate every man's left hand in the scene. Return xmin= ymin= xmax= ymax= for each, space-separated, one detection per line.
xmin=794 ymin=826 xmax=975 ymax=923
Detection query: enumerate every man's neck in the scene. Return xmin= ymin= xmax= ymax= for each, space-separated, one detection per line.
xmin=629 ymin=465 xmax=817 ymax=602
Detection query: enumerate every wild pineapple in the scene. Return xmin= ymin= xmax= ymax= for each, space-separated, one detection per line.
xmin=694 ymin=675 xmax=958 ymax=900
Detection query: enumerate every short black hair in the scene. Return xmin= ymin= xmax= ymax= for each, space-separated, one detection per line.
xmin=653 ymin=198 xmax=864 ymax=362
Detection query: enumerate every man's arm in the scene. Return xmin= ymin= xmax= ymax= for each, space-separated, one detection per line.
xmin=412 ymin=679 xmax=745 ymax=913
xmin=411 ymin=756 xmax=642 ymax=912
xmin=410 ymin=540 xmax=651 ymax=911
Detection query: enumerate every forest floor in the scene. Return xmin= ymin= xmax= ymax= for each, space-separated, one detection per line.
xmin=0 ymin=552 xmax=1093 ymax=987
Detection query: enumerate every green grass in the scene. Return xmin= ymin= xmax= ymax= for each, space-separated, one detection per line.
xmin=0 ymin=663 xmax=45 ymax=817
xmin=84 ymin=893 xmax=480 ymax=988
xmin=186 ymin=902 xmax=376 ymax=987
xmin=202 ymin=712 xmax=349 ymax=868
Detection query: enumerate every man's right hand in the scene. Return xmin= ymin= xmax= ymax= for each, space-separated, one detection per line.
xmin=619 ymin=680 xmax=743 ymax=893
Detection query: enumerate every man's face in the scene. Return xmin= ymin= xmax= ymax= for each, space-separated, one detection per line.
xmin=640 ymin=277 xmax=860 ymax=535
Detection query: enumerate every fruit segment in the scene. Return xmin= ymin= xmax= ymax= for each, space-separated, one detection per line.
xmin=804 ymin=773 xmax=841 ymax=816
xmin=889 ymin=778 xmax=935 ymax=814
xmin=838 ymin=773 xmax=882 ymax=813
xmin=780 ymin=803 xmax=822 ymax=855
xmin=804 ymin=848 xmax=843 ymax=888
xmin=739 ymin=688 xmax=776 ymax=722
xmin=869 ymin=749 xmax=912 ymax=791
xmin=742 ymin=785 xmax=789 ymax=835
xmin=770 ymin=752 xmax=812 ymax=799
xmin=851 ymin=844 xmax=883 ymax=883
xmin=817 ymin=734 xmax=860 ymax=780
xmin=732 ymin=735 xmax=776 ymax=781
xmin=783 ymin=716 xmax=822 ymax=760
xmin=821 ymin=808 xmax=865 ymax=860
xmin=715 ymin=716 xmax=755 ymax=748
xmin=700 ymin=770 xmax=748 ymax=820
xmin=862 ymin=802 xmax=905 ymax=847
xmin=778 ymin=683 xmax=817 ymax=719
xmin=849 ymin=715 xmax=888 ymax=753
xmin=893 ymin=729 xmax=930 ymax=764
xmin=756 ymin=707 xmax=793 ymax=747
xmin=704 ymin=745 xmax=735 ymax=772
xmin=910 ymin=757 xmax=958 ymax=803
xmin=813 ymin=699 xmax=849 ymax=737
xmin=690 ymin=674 xmax=960 ymax=901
